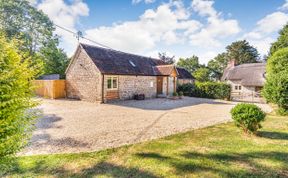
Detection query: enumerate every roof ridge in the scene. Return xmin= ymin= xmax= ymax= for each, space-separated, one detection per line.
xmin=80 ymin=42 xmax=161 ymax=62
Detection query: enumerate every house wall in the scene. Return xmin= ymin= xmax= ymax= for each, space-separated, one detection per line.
xmin=66 ymin=47 xmax=102 ymax=102
xmin=228 ymin=80 xmax=255 ymax=94
xmin=178 ymin=79 xmax=194 ymax=85
xmin=103 ymin=75 xmax=157 ymax=102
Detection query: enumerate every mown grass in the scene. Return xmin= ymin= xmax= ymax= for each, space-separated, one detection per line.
xmin=4 ymin=114 xmax=288 ymax=177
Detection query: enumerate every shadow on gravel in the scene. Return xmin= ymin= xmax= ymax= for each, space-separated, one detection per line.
xmin=108 ymin=97 xmax=231 ymax=110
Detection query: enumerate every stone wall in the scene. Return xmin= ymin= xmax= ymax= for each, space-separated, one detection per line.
xmin=66 ymin=47 xmax=102 ymax=102
xmin=178 ymin=79 xmax=194 ymax=85
xmin=103 ymin=75 xmax=157 ymax=101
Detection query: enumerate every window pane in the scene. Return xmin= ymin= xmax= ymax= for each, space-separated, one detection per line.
xmin=112 ymin=78 xmax=117 ymax=88
xmin=239 ymin=86 xmax=242 ymax=90
xmin=235 ymin=86 xmax=238 ymax=90
xmin=107 ymin=78 xmax=112 ymax=89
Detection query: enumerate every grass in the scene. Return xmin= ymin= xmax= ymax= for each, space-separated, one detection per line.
xmin=4 ymin=114 xmax=288 ymax=177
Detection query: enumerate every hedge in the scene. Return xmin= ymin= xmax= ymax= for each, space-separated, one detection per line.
xmin=177 ymin=82 xmax=231 ymax=100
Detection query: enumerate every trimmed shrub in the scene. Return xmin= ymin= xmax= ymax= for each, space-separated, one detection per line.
xmin=230 ymin=103 xmax=266 ymax=134
xmin=177 ymin=83 xmax=195 ymax=96
xmin=177 ymin=82 xmax=230 ymax=99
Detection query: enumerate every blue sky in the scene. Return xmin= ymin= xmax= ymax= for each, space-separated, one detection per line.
xmin=31 ymin=0 xmax=288 ymax=64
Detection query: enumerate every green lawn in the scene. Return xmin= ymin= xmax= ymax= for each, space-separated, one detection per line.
xmin=5 ymin=114 xmax=288 ymax=178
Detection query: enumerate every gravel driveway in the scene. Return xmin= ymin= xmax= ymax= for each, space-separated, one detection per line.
xmin=21 ymin=97 xmax=272 ymax=155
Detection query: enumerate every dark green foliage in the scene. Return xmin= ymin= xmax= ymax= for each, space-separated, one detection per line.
xmin=158 ymin=52 xmax=175 ymax=64
xmin=177 ymin=55 xmax=200 ymax=74
xmin=226 ymin=40 xmax=260 ymax=64
xmin=195 ymin=82 xmax=231 ymax=99
xmin=263 ymin=48 xmax=288 ymax=115
xmin=0 ymin=0 xmax=69 ymax=77
xmin=172 ymin=92 xmax=178 ymax=97
xmin=207 ymin=53 xmax=229 ymax=80
xmin=40 ymin=40 xmax=70 ymax=79
xmin=263 ymin=72 xmax=288 ymax=115
xmin=230 ymin=104 xmax=266 ymax=134
xmin=177 ymin=82 xmax=230 ymax=99
xmin=0 ymin=34 xmax=39 ymax=173
xmin=178 ymin=91 xmax=183 ymax=97
xmin=269 ymin=24 xmax=288 ymax=56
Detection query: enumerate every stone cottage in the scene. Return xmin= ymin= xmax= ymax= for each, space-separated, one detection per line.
xmin=221 ymin=60 xmax=266 ymax=101
xmin=66 ymin=43 xmax=190 ymax=103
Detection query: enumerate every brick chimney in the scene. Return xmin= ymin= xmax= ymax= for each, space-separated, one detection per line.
xmin=227 ymin=59 xmax=236 ymax=68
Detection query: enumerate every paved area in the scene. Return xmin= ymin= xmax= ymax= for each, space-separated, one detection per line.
xmin=20 ymin=97 xmax=272 ymax=155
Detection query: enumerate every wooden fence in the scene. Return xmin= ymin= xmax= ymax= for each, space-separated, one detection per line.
xmin=33 ymin=80 xmax=66 ymax=99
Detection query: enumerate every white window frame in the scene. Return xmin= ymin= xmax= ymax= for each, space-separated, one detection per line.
xmin=107 ymin=76 xmax=118 ymax=90
xmin=234 ymin=85 xmax=242 ymax=91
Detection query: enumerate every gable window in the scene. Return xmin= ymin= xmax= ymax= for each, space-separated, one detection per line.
xmin=107 ymin=76 xmax=118 ymax=90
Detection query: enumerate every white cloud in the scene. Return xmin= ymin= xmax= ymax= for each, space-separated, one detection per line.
xmin=34 ymin=0 xmax=89 ymax=55
xmin=279 ymin=0 xmax=288 ymax=11
xmin=189 ymin=0 xmax=241 ymax=47
xmin=242 ymin=10 xmax=288 ymax=55
xmin=132 ymin=0 xmax=155 ymax=5
xmin=85 ymin=2 xmax=202 ymax=54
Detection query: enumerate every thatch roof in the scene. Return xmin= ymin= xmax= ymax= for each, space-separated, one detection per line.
xmin=222 ymin=63 xmax=266 ymax=86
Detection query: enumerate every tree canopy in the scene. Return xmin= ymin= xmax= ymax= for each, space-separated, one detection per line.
xmin=158 ymin=52 xmax=175 ymax=64
xmin=207 ymin=53 xmax=229 ymax=80
xmin=269 ymin=24 xmax=288 ymax=56
xmin=193 ymin=67 xmax=211 ymax=82
xmin=0 ymin=0 xmax=69 ymax=78
xmin=226 ymin=40 xmax=260 ymax=65
xmin=177 ymin=55 xmax=200 ymax=74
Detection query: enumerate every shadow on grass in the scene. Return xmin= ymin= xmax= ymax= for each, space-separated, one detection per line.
xmin=136 ymin=151 xmax=288 ymax=177
xmin=257 ymin=131 xmax=288 ymax=140
xmin=8 ymin=160 xmax=158 ymax=178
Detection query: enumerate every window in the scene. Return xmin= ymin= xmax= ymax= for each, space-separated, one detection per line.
xmin=107 ymin=76 xmax=118 ymax=90
xmin=235 ymin=85 xmax=242 ymax=90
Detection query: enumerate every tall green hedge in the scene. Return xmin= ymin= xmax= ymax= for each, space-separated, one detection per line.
xmin=0 ymin=34 xmax=40 ymax=173
xmin=177 ymin=82 xmax=230 ymax=99
xmin=263 ymin=47 xmax=288 ymax=115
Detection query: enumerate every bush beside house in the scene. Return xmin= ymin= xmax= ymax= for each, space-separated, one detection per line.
xmin=177 ymin=82 xmax=230 ymax=100
xmin=263 ymin=48 xmax=288 ymax=115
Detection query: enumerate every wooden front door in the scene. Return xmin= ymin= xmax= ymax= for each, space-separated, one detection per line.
xmin=157 ymin=77 xmax=163 ymax=94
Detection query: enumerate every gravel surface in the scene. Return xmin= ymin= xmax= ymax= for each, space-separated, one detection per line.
xmin=20 ymin=97 xmax=272 ymax=156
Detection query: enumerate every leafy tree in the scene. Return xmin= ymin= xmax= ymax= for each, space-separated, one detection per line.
xmin=207 ymin=53 xmax=228 ymax=80
xmin=263 ymin=47 xmax=288 ymax=115
xmin=40 ymin=40 xmax=70 ymax=79
xmin=269 ymin=24 xmax=288 ymax=56
xmin=0 ymin=0 xmax=69 ymax=77
xmin=177 ymin=55 xmax=200 ymax=74
xmin=0 ymin=34 xmax=39 ymax=171
xmin=193 ymin=67 xmax=211 ymax=82
xmin=226 ymin=40 xmax=260 ymax=64
xmin=158 ymin=52 xmax=175 ymax=64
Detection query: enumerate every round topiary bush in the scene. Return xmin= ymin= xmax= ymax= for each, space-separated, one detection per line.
xmin=230 ymin=103 xmax=266 ymax=134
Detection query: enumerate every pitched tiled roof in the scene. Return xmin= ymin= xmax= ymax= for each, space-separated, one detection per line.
xmin=153 ymin=65 xmax=176 ymax=76
xmin=80 ymin=43 xmax=166 ymax=76
xmin=176 ymin=67 xmax=195 ymax=79
xmin=222 ymin=63 xmax=266 ymax=86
